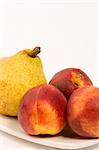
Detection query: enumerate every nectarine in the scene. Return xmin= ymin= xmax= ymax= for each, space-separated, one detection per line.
xmin=49 ymin=68 xmax=93 ymax=100
xmin=18 ymin=84 xmax=67 ymax=135
xmin=67 ymin=86 xmax=99 ymax=138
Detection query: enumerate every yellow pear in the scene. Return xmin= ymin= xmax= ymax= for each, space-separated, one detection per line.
xmin=0 ymin=47 xmax=47 ymax=116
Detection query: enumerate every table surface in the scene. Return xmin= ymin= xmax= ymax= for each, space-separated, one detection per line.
xmin=0 ymin=130 xmax=99 ymax=150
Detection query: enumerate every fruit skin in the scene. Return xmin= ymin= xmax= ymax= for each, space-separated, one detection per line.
xmin=0 ymin=47 xmax=47 ymax=116
xmin=67 ymin=86 xmax=99 ymax=138
xmin=18 ymin=84 xmax=67 ymax=135
xmin=49 ymin=68 xmax=93 ymax=100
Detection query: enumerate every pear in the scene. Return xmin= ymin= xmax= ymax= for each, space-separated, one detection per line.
xmin=0 ymin=47 xmax=47 ymax=116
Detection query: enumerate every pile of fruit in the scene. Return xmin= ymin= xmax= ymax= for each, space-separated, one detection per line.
xmin=0 ymin=47 xmax=99 ymax=138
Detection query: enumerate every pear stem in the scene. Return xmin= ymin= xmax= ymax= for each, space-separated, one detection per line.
xmin=28 ymin=47 xmax=41 ymax=57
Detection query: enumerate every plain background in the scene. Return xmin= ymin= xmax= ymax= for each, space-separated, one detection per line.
xmin=0 ymin=1 xmax=97 ymax=84
xmin=0 ymin=1 xmax=98 ymax=150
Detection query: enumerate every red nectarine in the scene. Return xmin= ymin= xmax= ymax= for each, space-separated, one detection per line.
xmin=18 ymin=84 xmax=67 ymax=135
xmin=49 ymin=68 xmax=93 ymax=100
xmin=67 ymin=86 xmax=99 ymax=138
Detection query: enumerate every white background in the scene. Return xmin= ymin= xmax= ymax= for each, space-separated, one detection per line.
xmin=0 ymin=1 xmax=98 ymax=150
xmin=0 ymin=1 xmax=97 ymax=83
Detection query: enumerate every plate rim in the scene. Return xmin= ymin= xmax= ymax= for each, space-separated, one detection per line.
xmin=0 ymin=115 xmax=99 ymax=149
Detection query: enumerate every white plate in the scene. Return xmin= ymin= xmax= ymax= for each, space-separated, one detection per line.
xmin=0 ymin=115 xmax=99 ymax=149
